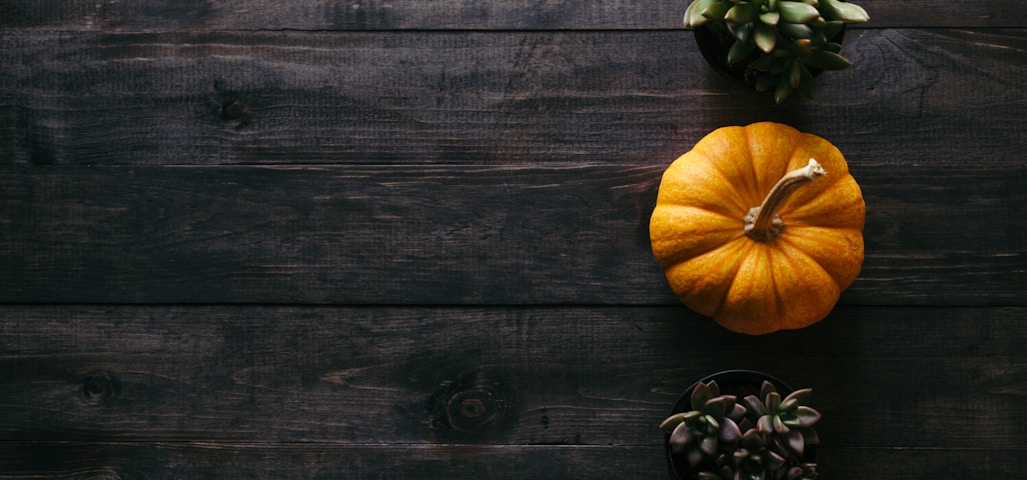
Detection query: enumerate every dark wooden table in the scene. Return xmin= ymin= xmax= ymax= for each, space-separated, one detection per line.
xmin=1 ymin=1 xmax=1025 ymax=478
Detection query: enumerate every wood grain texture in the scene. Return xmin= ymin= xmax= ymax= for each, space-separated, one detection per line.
xmin=1 ymin=306 xmax=1025 ymax=448
xmin=1 ymin=30 xmax=1024 ymax=167
xmin=0 ymin=0 xmax=1021 ymax=30
xmin=0 ymin=164 xmax=1023 ymax=305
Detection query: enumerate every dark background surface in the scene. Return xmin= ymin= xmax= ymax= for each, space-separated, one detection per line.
xmin=1 ymin=1 xmax=1025 ymax=478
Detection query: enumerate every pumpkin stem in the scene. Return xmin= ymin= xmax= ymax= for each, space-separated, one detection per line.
xmin=744 ymin=159 xmax=827 ymax=242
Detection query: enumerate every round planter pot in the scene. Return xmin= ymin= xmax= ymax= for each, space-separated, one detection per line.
xmin=693 ymin=23 xmax=845 ymax=89
xmin=664 ymin=370 xmax=817 ymax=480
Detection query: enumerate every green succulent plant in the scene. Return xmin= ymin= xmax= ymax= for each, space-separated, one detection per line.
xmin=683 ymin=0 xmax=869 ymax=103
xmin=661 ymin=380 xmax=822 ymax=480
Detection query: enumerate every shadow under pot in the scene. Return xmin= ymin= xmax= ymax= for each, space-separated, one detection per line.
xmin=662 ymin=370 xmax=820 ymax=480
xmin=693 ymin=22 xmax=845 ymax=90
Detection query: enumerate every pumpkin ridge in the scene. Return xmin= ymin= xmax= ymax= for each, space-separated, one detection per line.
xmin=783 ymin=177 xmax=865 ymax=229
xmin=693 ymin=154 xmax=752 ymax=215
xmin=777 ymin=171 xmax=844 ymax=215
xmin=785 ymin=133 xmax=850 ymax=199
xmin=784 ymin=196 xmax=865 ymax=230
xmin=662 ymin=193 xmax=744 ymax=220
xmin=660 ymin=152 xmax=749 ymax=217
xmin=746 ymin=122 xmax=800 ymax=199
xmin=777 ymin=229 xmax=861 ymax=288
xmin=650 ymin=205 xmax=745 ymax=267
xmin=694 ymin=128 xmax=761 ymax=210
xmin=670 ymin=238 xmax=749 ymax=317
xmin=768 ymin=248 xmax=791 ymax=328
xmin=711 ymin=241 xmax=767 ymax=330
xmin=737 ymin=125 xmax=767 ymax=204
xmin=767 ymin=242 xmax=841 ymax=331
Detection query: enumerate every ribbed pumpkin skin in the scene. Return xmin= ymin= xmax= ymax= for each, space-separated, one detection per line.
xmin=649 ymin=122 xmax=865 ymax=335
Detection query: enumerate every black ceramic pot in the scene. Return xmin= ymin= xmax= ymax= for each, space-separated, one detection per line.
xmin=693 ymin=23 xmax=845 ymax=89
xmin=664 ymin=370 xmax=817 ymax=480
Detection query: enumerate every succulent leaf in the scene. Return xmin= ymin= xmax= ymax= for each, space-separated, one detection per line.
xmin=725 ymin=2 xmax=757 ymax=24
xmin=819 ymin=20 xmax=845 ymax=39
xmin=793 ymin=38 xmax=814 ymax=56
xmin=704 ymin=395 xmax=738 ymax=418
xmin=799 ymin=427 xmax=820 ymax=445
xmin=757 ymin=414 xmax=774 ymax=433
xmin=702 ymin=0 xmax=733 ymax=22
xmin=686 ymin=0 xmax=719 ymax=27
xmin=692 ymin=382 xmax=714 ymax=411
xmin=729 ymin=21 xmax=755 ymax=42
xmin=773 ymin=414 xmax=789 ymax=434
xmin=777 ymin=1 xmax=820 ymax=24
xmin=787 ymin=60 xmax=801 ymax=89
xmin=688 ymin=447 xmax=706 ymax=467
xmin=743 ymin=395 xmax=768 ymax=415
xmin=729 ymin=403 xmax=747 ymax=421
xmin=719 ymin=417 xmax=743 ymax=442
xmin=784 ymin=429 xmax=806 ymax=455
xmin=659 ymin=412 xmax=688 ymax=432
xmin=759 ymin=11 xmax=780 ymax=26
xmin=700 ymin=435 xmax=720 ymax=457
xmin=684 ymin=0 xmax=698 ymax=26
xmin=669 ymin=421 xmax=695 ymax=449
xmin=793 ymin=406 xmax=821 ymax=428
xmin=751 ymin=54 xmax=775 ymax=72
xmin=819 ymin=0 xmax=869 ymax=23
xmin=810 ymin=29 xmax=828 ymax=45
xmin=765 ymin=449 xmax=787 ymax=471
xmin=778 ymin=22 xmax=812 ymax=39
xmin=768 ymin=55 xmax=791 ymax=74
xmin=786 ymin=465 xmax=818 ymax=480
xmin=754 ymin=23 xmax=778 ymax=53
xmin=803 ymin=48 xmax=852 ymax=70
xmin=784 ymin=388 xmax=814 ymax=406
xmin=740 ymin=428 xmax=765 ymax=450
xmin=731 ymin=449 xmax=748 ymax=466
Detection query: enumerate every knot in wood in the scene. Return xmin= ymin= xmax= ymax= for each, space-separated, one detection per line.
xmin=80 ymin=372 xmax=120 ymax=406
xmin=447 ymin=389 xmax=500 ymax=432
xmin=219 ymin=100 xmax=251 ymax=121
xmin=430 ymin=371 xmax=517 ymax=439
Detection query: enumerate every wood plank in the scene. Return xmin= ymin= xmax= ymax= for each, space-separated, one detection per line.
xmin=0 ymin=0 xmax=1021 ymax=30
xmin=0 ymin=443 xmax=1023 ymax=479
xmin=0 ymin=164 xmax=1023 ymax=305
xmin=1 ymin=30 xmax=1024 ymax=167
xmin=1 ymin=306 xmax=1025 ymax=448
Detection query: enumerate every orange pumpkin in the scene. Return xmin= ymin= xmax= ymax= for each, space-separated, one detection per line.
xmin=649 ymin=122 xmax=865 ymax=335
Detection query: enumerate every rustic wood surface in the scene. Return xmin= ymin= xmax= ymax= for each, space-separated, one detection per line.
xmin=1 ymin=1 xmax=1025 ymax=478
